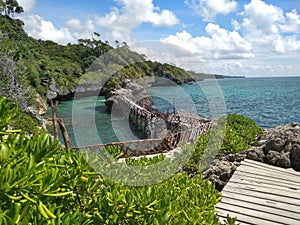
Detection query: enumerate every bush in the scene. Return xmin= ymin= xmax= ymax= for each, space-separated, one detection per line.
xmin=183 ymin=114 xmax=263 ymax=173
xmin=220 ymin=114 xmax=263 ymax=154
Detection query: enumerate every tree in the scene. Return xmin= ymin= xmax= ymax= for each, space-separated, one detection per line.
xmin=1 ymin=0 xmax=24 ymax=17
xmin=115 ymin=40 xmax=120 ymax=47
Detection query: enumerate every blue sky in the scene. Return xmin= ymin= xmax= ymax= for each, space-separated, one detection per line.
xmin=17 ymin=0 xmax=300 ymax=76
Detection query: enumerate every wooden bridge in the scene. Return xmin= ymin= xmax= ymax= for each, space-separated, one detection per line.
xmin=73 ymin=119 xmax=211 ymax=157
xmin=73 ymin=95 xmax=212 ymax=157
xmin=216 ymin=159 xmax=300 ymax=225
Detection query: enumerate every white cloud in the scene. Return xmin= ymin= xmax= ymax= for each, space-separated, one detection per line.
xmin=273 ymin=36 xmax=300 ymax=53
xmin=22 ymin=15 xmax=95 ymax=45
xmin=185 ymin=0 xmax=237 ymax=22
xmin=231 ymin=19 xmax=240 ymax=30
xmin=17 ymin=0 xmax=36 ymax=12
xmin=65 ymin=18 xmax=95 ymax=32
xmin=162 ymin=23 xmax=253 ymax=60
xmin=65 ymin=19 xmax=82 ymax=31
xmin=201 ymin=58 xmax=300 ymax=77
xmin=280 ymin=9 xmax=300 ymax=33
xmin=235 ymin=0 xmax=300 ymax=54
xmin=240 ymin=0 xmax=284 ymax=40
xmin=95 ymin=0 xmax=179 ymax=40
xmin=129 ymin=41 xmax=210 ymax=74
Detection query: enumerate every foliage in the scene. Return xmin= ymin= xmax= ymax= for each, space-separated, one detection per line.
xmin=183 ymin=114 xmax=263 ymax=173
xmin=220 ymin=114 xmax=263 ymax=154
xmin=0 ymin=96 xmax=235 ymax=224
xmin=125 ymin=154 xmax=166 ymax=166
xmin=0 ymin=96 xmax=17 ymax=131
xmin=10 ymin=110 xmax=40 ymax=135
xmin=104 ymin=145 xmax=124 ymax=159
xmin=0 ymin=96 xmax=40 ymax=135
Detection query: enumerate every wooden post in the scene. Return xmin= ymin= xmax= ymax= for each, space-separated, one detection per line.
xmin=173 ymin=98 xmax=176 ymax=114
xmin=50 ymin=99 xmax=59 ymax=140
xmin=57 ymin=118 xmax=72 ymax=149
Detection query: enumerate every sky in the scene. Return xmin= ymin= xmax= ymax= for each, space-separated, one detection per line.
xmin=16 ymin=0 xmax=300 ymax=77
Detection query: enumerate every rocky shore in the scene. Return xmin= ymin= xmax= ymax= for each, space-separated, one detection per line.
xmin=203 ymin=123 xmax=300 ymax=191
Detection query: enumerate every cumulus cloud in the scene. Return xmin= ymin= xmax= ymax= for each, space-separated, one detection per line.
xmin=273 ymin=36 xmax=300 ymax=53
xmin=280 ymin=9 xmax=300 ymax=33
xmin=185 ymin=0 xmax=237 ymax=22
xmin=95 ymin=0 xmax=179 ymax=39
xmin=65 ymin=18 xmax=95 ymax=32
xmin=162 ymin=23 xmax=253 ymax=60
xmin=237 ymin=0 xmax=300 ymax=54
xmin=17 ymin=0 xmax=36 ymax=12
xmin=22 ymin=15 xmax=95 ymax=45
xmin=128 ymin=41 xmax=209 ymax=73
xmin=240 ymin=0 xmax=284 ymax=41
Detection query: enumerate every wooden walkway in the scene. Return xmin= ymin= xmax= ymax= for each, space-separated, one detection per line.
xmin=216 ymin=159 xmax=300 ymax=225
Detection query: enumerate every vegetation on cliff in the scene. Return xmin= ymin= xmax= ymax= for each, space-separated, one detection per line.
xmin=0 ymin=11 xmax=202 ymax=108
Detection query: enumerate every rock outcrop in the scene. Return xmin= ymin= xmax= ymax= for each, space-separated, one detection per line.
xmin=47 ymin=79 xmax=103 ymax=101
xmin=105 ymin=80 xmax=152 ymax=112
xmin=202 ymin=123 xmax=300 ymax=191
xmin=250 ymin=123 xmax=300 ymax=169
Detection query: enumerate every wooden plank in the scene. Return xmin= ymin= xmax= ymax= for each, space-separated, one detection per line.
xmin=229 ymin=176 xmax=300 ymax=195
xmin=239 ymin=163 xmax=300 ymax=180
xmin=243 ymin=159 xmax=300 ymax=177
xmin=221 ymin=191 xmax=300 ymax=213
xmin=217 ymin=202 xmax=300 ymax=224
xmin=233 ymin=171 xmax=300 ymax=190
xmin=235 ymin=167 xmax=300 ymax=186
xmin=231 ymin=172 xmax=300 ymax=191
xmin=224 ymin=182 xmax=300 ymax=203
xmin=220 ymin=196 xmax=300 ymax=220
xmin=237 ymin=162 xmax=300 ymax=181
xmin=224 ymin=185 xmax=300 ymax=207
xmin=217 ymin=214 xmax=254 ymax=225
xmin=239 ymin=164 xmax=300 ymax=182
xmin=216 ymin=209 xmax=286 ymax=225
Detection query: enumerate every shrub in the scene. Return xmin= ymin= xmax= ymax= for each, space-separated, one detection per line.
xmin=183 ymin=114 xmax=263 ymax=173
xmin=220 ymin=114 xmax=263 ymax=154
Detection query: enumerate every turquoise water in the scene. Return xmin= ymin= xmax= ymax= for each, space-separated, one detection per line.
xmin=49 ymin=77 xmax=300 ymax=146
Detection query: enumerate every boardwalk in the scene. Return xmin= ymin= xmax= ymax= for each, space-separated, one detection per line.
xmin=216 ymin=159 xmax=300 ymax=225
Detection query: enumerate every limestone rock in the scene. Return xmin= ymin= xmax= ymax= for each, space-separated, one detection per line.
xmin=261 ymin=123 xmax=300 ymax=170
xmin=35 ymin=97 xmax=48 ymax=115
xmin=202 ymin=154 xmax=244 ymax=191
xmin=265 ymin=151 xmax=291 ymax=168
xmin=291 ymin=143 xmax=300 ymax=171
xmin=246 ymin=147 xmax=264 ymax=162
xmin=105 ymin=81 xmax=152 ymax=112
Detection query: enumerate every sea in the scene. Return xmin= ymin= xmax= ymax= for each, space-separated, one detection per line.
xmin=47 ymin=77 xmax=300 ymax=146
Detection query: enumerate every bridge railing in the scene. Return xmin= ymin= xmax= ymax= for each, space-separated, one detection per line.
xmin=73 ymin=95 xmax=212 ymax=157
xmin=73 ymin=120 xmax=212 ymax=158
